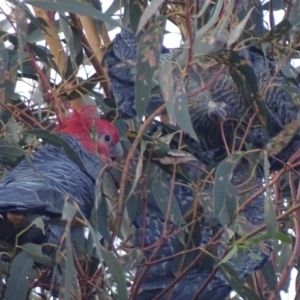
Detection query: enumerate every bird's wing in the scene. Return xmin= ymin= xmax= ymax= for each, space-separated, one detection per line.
xmin=133 ymin=162 xmax=269 ymax=300
xmin=106 ymin=30 xmax=300 ymax=166
xmin=0 ymin=143 xmax=95 ymax=218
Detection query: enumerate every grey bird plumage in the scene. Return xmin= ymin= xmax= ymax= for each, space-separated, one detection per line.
xmin=106 ymin=30 xmax=300 ymax=166
xmin=105 ymin=30 xmax=287 ymax=299
xmin=0 ymin=132 xmax=103 ymax=248
xmin=133 ymin=159 xmax=269 ymax=299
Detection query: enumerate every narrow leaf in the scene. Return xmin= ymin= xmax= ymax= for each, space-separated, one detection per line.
xmin=263 ymin=154 xmax=276 ymax=238
xmin=261 ymin=260 xmax=277 ymax=292
xmin=101 ymin=247 xmax=128 ymax=300
xmin=135 ymin=16 xmax=165 ymax=120
xmin=20 ymin=243 xmax=53 ymax=266
xmin=4 ymin=252 xmax=33 ymax=300
xmin=137 ymin=0 xmax=164 ymax=34
xmin=263 ymin=19 xmax=292 ymax=42
xmin=216 ymin=245 xmax=238 ymax=266
xmin=15 ymin=6 xmax=28 ymax=74
xmin=129 ymin=0 xmax=146 ymax=33
xmin=151 ymin=172 xmax=186 ymax=226
xmin=264 ymin=118 xmax=300 ymax=156
xmin=64 ymin=222 xmax=77 ymax=300
xmin=159 ymin=59 xmax=198 ymax=141
xmin=218 ymin=262 xmax=261 ymax=300
xmin=213 ymin=153 xmax=242 ymax=226
xmin=227 ymin=7 xmax=254 ymax=46
xmin=24 ymin=0 xmax=126 ymax=30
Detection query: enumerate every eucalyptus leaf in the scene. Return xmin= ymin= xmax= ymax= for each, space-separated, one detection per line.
xmin=4 ymin=252 xmax=33 ymax=300
xmin=24 ymin=0 xmax=127 ymax=30
xmin=101 ymin=247 xmax=128 ymax=300
xmin=218 ymin=262 xmax=261 ymax=300
xmin=213 ymin=153 xmax=244 ymax=226
xmin=20 ymin=243 xmax=53 ymax=266
xmin=135 ymin=16 xmax=165 ymax=120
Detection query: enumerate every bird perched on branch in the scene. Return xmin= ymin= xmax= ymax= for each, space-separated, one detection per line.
xmin=107 ymin=31 xmax=272 ymax=299
xmin=132 ymin=155 xmax=270 ymax=300
xmin=0 ymin=106 xmax=123 ymax=253
xmin=106 ymin=30 xmax=300 ymax=166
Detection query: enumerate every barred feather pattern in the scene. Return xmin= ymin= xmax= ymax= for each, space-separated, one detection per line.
xmin=134 ymin=162 xmax=269 ymax=300
xmin=0 ymin=132 xmax=103 ymax=245
xmin=106 ymin=30 xmax=300 ymax=165
xmin=106 ymin=31 xmax=274 ymax=299
xmin=106 ymin=30 xmax=170 ymax=118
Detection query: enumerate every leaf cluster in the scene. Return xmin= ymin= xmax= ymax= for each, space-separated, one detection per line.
xmin=0 ymin=0 xmax=299 ymax=299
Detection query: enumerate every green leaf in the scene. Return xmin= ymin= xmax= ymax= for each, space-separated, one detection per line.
xmin=137 ymin=0 xmax=164 ymax=34
xmin=126 ymin=130 xmax=191 ymax=179
xmin=31 ymin=216 xmax=45 ymax=231
xmin=216 ymin=245 xmax=238 ymax=266
xmin=129 ymin=0 xmax=146 ymax=33
xmin=227 ymin=8 xmax=254 ymax=46
xmin=27 ymin=43 xmax=60 ymax=73
xmin=20 ymin=243 xmax=53 ymax=266
xmin=106 ymin=0 xmax=122 ymax=16
xmin=248 ymin=251 xmax=263 ymax=261
xmin=151 ymin=171 xmax=186 ymax=227
xmin=263 ymin=154 xmax=277 ymax=239
xmin=60 ymin=201 xmax=81 ymax=299
xmin=24 ymin=0 xmax=126 ymax=30
xmin=261 ymin=260 xmax=277 ymax=292
xmin=195 ymin=0 xmax=224 ymax=39
xmin=64 ymin=222 xmax=78 ymax=300
xmin=248 ymin=231 xmax=292 ymax=246
xmin=263 ymin=19 xmax=292 ymax=42
xmin=213 ymin=153 xmax=243 ymax=226
xmin=0 ymin=144 xmax=26 ymax=161
xmin=62 ymin=201 xmax=77 ymax=222
xmin=278 ymin=243 xmax=292 ymax=273
xmin=159 ymin=59 xmax=199 ymax=141
xmin=236 ymin=0 xmax=264 ymax=38
xmin=94 ymin=179 xmax=110 ymax=242
xmin=125 ymin=140 xmax=146 ymax=202
xmin=8 ymin=0 xmax=49 ymax=35
xmin=15 ymin=6 xmax=28 ymax=75
xmin=59 ymin=14 xmax=83 ymax=79
xmin=264 ymin=196 xmax=276 ymax=239
xmin=78 ymin=213 xmax=104 ymax=275
xmin=218 ymin=262 xmax=261 ymax=300
xmin=275 ymin=232 xmax=293 ymax=244
xmin=126 ymin=130 xmax=171 ymax=158
xmin=4 ymin=251 xmax=33 ymax=300
xmin=0 ymin=31 xmax=9 ymax=78
xmin=101 ymin=247 xmax=128 ymax=300
xmin=135 ymin=16 xmax=165 ymax=120
xmin=264 ymin=118 xmax=300 ymax=156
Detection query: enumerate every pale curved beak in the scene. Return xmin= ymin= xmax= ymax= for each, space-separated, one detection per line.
xmin=110 ymin=141 xmax=123 ymax=160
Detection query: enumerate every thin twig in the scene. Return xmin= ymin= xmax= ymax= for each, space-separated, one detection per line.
xmin=269 ymin=176 xmax=300 ymax=299
xmin=69 ymin=14 xmax=110 ymax=98
xmin=110 ymin=104 xmax=166 ymax=249
xmin=24 ymin=44 xmax=62 ymax=125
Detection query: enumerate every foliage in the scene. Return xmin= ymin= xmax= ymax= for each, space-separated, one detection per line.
xmin=0 ymin=0 xmax=299 ymax=299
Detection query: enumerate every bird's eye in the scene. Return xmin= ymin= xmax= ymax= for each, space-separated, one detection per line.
xmin=104 ymin=134 xmax=111 ymax=142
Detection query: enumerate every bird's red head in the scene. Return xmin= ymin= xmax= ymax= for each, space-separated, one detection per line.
xmin=56 ymin=106 xmax=122 ymax=161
